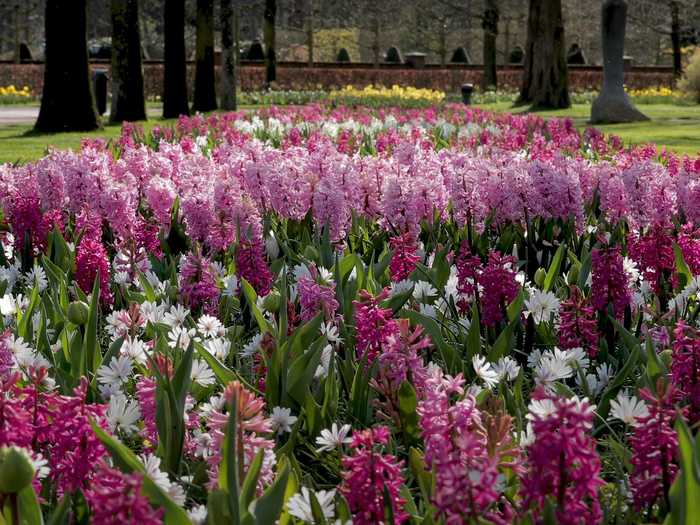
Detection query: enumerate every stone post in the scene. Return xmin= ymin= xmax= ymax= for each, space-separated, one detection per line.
xmin=590 ymin=0 xmax=648 ymax=123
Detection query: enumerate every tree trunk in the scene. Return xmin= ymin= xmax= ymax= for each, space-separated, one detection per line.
xmin=35 ymin=0 xmax=99 ymax=132
xmin=518 ymin=0 xmax=570 ymax=109
xmin=372 ymin=14 xmax=380 ymax=68
xmin=482 ymin=0 xmax=499 ymax=90
xmin=110 ymin=0 xmax=146 ymax=123
xmin=264 ymin=0 xmax=276 ymax=86
xmin=670 ymin=1 xmax=682 ymax=79
xmin=220 ymin=0 xmax=237 ymax=110
xmin=193 ymin=0 xmax=217 ymax=112
xmin=163 ymin=0 xmax=189 ymax=118
xmin=307 ymin=0 xmax=314 ymax=67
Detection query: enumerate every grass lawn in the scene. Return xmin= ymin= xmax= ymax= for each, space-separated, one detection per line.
xmin=0 ymin=102 xmax=698 ymax=164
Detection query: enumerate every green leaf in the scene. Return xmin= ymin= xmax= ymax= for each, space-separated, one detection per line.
xmin=287 ymin=338 xmax=325 ymax=406
xmin=675 ymin=243 xmax=693 ymax=290
xmin=47 ymin=494 xmax=70 ymax=525
xmin=666 ymin=418 xmax=700 ymax=525
xmin=208 ymin=490 xmax=232 ymax=525
xmin=543 ymin=243 xmax=565 ymax=292
xmin=239 ymin=450 xmax=264 ymax=511
xmin=397 ymin=381 xmax=420 ymax=444
xmin=241 ymin=279 xmax=270 ymax=334
xmin=17 ymin=484 xmax=44 ymax=525
xmin=403 ymin=310 xmax=460 ymax=374
xmin=250 ymin=463 xmax=290 ymax=525
xmin=90 ymin=421 xmax=192 ymax=525
xmin=488 ymin=317 xmax=518 ymax=361
xmin=83 ymin=275 xmax=101 ymax=376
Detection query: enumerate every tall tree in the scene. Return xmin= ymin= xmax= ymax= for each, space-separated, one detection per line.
xmin=306 ymin=0 xmax=314 ymax=66
xmin=220 ymin=0 xmax=237 ymax=110
xmin=264 ymin=0 xmax=276 ymax=86
xmin=110 ymin=0 xmax=146 ymax=122
xmin=163 ymin=0 xmax=189 ymax=118
xmin=35 ymin=0 xmax=98 ymax=132
xmin=482 ymin=0 xmax=499 ymax=90
xmin=670 ymin=1 xmax=682 ymax=78
xmin=193 ymin=0 xmax=217 ymax=112
xmin=517 ymin=0 xmax=570 ymax=109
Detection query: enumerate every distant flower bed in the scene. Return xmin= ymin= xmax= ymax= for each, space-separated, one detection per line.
xmin=0 ymin=84 xmax=33 ymax=104
xmin=328 ymin=84 xmax=446 ymax=107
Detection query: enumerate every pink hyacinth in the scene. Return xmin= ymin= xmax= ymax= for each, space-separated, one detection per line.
xmin=591 ymin=246 xmax=630 ymax=319
xmin=340 ymin=426 xmax=408 ymax=525
xmin=521 ymin=390 xmax=604 ymax=525
xmin=76 ymin=237 xmax=113 ymax=304
xmin=180 ymin=252 xmax=220 ymax=315
xmin=298 ymin=270 xmax=339 ymax=322
xmin=136 ymin=376 xmax=159 ymax=449
xmin=418 ymin=367 xmax=515 ymax=524
xmin=480 ymin=251 xmax=520 ymax=326
xmin=0 ymin=331 xmax=15 ymax=380
xmin=671 ymin=321 xmax=700 ymax=424
xmin=558 ymin=286 xmax=599 ymax=357
xmin=627 ymin=227 xmax=675 ymax=294
xmin=630 ymin=381 xmax=682 ymax=511
xmin=389 ymin=232 xmax=420 ymax=282
xmin=85 ymin=463 xmax=164 ymax=525
xmin=206 ymin=381 xmax=276 ymax=492
xmin=236 ymin=238 xmax=273 ymax=296
xmin=353 ymin=288 xmax=399 ymax=364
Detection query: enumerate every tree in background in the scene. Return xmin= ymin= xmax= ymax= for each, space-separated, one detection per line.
xmin=220 ymin=0 xmax=238 ymax=110
xmin=482 ymin=0 xmax=499 ymax=89
xmin=193 ymin=0 xmax=217 ymax=112
xmin=110 ymin=0 xmax=146 ymax=122
xmin=518 ymin=0 xmax=570 ymax=109
xmin=264 ymin=0 xmax=277 ymax=85
xmin=163 ymin=0 xmax=189 ymax=118
xmin=35 ymin=0 xmax=98 ymax=132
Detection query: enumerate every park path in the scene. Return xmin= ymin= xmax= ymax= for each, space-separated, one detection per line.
xmin=0 ymin=105 xmax=162 ymax=125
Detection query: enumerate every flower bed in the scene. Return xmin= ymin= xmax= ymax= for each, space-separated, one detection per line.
xmin=1 ymin=103 xmax=700 ymax=523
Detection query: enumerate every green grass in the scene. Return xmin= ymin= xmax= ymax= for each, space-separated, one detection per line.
xmin=474 ymin=102 xmax=700 ymax=156
xmin=0 ymin=102 xmax=698 ymax=164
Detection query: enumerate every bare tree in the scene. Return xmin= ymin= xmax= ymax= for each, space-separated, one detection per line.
xmin=110 ymin=0 xmax=146 ymax=122
xmin=220 ymin=0 xmax=238 ymax=110
xmin=163 ymin=0 xmax=189 ymax=117
xmin=35 ymin=0 xmax=98 ymax=132
xmin=482 ymin=0 xmax=499 ymax=89
xmin=517 ymin=0 xmax=570 ymax=109
xmin=264 ymin=0 xmax=276 ymax=85
xmin=193 ymin=0 xmax=217 ymax=112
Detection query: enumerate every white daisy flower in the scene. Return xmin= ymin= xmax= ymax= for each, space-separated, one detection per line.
xmin=270 ymin=407 xmax=298 ymax=435
xmin=221 ymin=275 xmax=239 ymax=297
xmin=197 ymin=315 xmax=224 ymax=339
xmin=534 ymin=355 xmax=573 ymax=386
xmin=321 ymin=322 xmax=343 ymax=344
xmin=163 ymin=304 xmax=190 ymax=327
xmin=204 ymin=337 xmax=231 ymax=361
xmin=314 ymin=344 xmax=334 ymax=379
xmin=190 ymin=359 xmax=216 ymax=387
xmin=525 ymin=289 xmax=560 ymax=324
xmin=24 ymin=265 xmax=48 ymax=293
xmin=96 ymin=355 xmax=133 ymax=387
xmin=472 ymin=355 xmax=499 ymax=388
xmin=287 ymin=487 xmax=336 ymax=522
xmin=413 ymin=280 xmax=437 ymax=303
xmin=493 ymin=356 xmax=520 ymax=381
xmin=188 ymin=505 xmax=208 ymax=525
xmin=315 ymin=423 xmax=352 ymax=453
xmin=241 ymin=333 xmax=263 ymax=358
xmin=106 ymin=394 xmax=141 ymax=434
xmin=610 ymin=392 xmax=649 ymax=426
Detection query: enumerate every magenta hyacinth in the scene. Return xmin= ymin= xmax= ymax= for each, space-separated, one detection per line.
xmin=389 ymin=231 xmax=420 ymax=282
xmin=236 ymin=237 xmax=273 ymax=296
xmin=353 ymin=288 xmax=399 ymax=364
xmin=456 ymin=243 xmax=482 ymax=314
xmin=298 ymin=271 xmax=339 ymax=322
xmin=558 ymin=286 xmax=599 ymax=357
xmin=672 ymin=321 xmax=700 ymax=423
xmin=179 ymin=251 xmax=220 ymax=315
xmin=591 ymin=246 xmax=630 ymax=318
xmin=340 ymin=426 xmax=408 ymax=525
xmin=521 ymin=390 xmax=604 ymax=525
xmin=480 ymin=251 xmax=520 ymax=326
xmin=418 ymin=367 xmax=513 ymax=524
xmin=0 ymin=331 xmax=14 ymax=380
xmin=85 ymin=463 xmax=164 ymax=525
xmin=630 ymin=381 xmax=682 ymax=511
xmin=76 ymin=237 xmax=113 ymax=304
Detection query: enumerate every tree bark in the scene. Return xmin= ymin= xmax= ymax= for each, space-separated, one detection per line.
xmin=482 ymin=0 xmax=499 ymax=90
xmin=264 ymin=0 xmax=276 ymax=86
xmin=163 ymin=0 xmax=189 ymax=118
xmin=670 ymin=1 xmax=682 ymax=79
xmin=35 ymin=0 xmax=99 ymax=132
xmin=220 ymin=0 xmax=237 ymax=110
xmin=307 ymin=0 xmax=314 ymax=67
xmin=193 ymin=0 xmax=217 ymax=112
xmin=110 ymin=0 xmax=146 ymax=123
xmin=517 ymin=0 xmax=570 ymax=109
